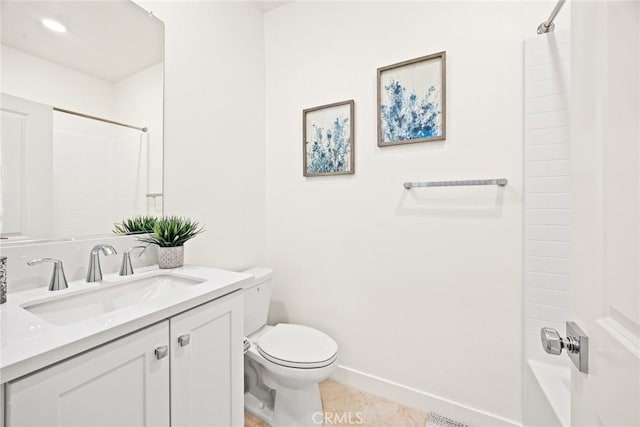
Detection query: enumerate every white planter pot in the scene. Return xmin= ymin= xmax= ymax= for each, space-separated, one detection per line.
xmin=157 ymin=246 xmax=184 ymax=269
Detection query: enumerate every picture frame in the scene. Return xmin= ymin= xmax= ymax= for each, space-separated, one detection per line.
xmin=377 ymin=51 xmax=446 ymax=147
xmin=303 ymin=100 xmax=355 ymax=177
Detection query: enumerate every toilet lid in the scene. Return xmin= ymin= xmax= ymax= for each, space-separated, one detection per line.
xmin=257 ymin=324 xmax=338 ymax=369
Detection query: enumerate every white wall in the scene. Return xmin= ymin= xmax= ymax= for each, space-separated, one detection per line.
xmin=264 ymin=2 xmax=567 ymax=424
xmin=113 ymin=62 xmax=164 ymax=204
xmin=137 ymin=1 xmax=266 ymax=271
xmin=1 ymin=45 xmax=114 ymax=118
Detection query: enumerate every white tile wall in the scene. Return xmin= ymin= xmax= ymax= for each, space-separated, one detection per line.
xmin=524 ymin=31 xmax=571 ymax=365
xmin=52 ymin=113 xmax=148 ymax=238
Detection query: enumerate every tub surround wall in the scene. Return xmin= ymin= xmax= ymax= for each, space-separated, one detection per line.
xmin=524 ymin=31 xmax=571 ymax=366
xmin=523 ymin=30 xmax=571 ymax=427
xmin=137 ymin=1 xmax=266 ymax=271
xmin=264 ymin=2 xmax=568 ymax=424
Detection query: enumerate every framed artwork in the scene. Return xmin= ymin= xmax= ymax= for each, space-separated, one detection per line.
xmin=303 ymin=100 xmax=355 ymax=177
xmin=377 ymin=51 xmax=446 ymax=147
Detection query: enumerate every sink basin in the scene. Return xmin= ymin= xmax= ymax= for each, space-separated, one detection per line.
xmin=22 ymin=273 xmax=205 ymax=326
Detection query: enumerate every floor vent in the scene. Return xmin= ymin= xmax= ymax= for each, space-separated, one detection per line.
xmin=425 ymin=412 xmax=468 ymax=427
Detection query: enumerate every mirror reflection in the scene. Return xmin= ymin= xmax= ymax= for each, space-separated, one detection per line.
xmin=0 ymin=1 xmax=164 ymax=243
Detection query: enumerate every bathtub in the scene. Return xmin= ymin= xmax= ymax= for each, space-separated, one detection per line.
xmin=525 ymin=359 xmax=571 ymax=427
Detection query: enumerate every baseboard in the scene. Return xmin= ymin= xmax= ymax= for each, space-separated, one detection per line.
xmin=330 ymin=365 xmax=521 ymax=427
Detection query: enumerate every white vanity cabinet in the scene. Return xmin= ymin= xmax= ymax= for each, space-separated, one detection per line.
xmin=6 ymin=321 xmax=171 ymax=427
xmin=4 ymin=291 xmax=244 ymax=427
xmin=170 ymin=292 xmax=244 ymax=426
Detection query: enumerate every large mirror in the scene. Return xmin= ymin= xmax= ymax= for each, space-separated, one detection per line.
xmin=0 ymin=1 xmax=164 ymax=244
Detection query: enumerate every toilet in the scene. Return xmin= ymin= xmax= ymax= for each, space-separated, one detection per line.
xmin=241 ymin=268 xmax=339 ymax=427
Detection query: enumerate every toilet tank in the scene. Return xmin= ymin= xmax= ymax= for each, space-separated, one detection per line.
xmin=241 ymin=268 xmax=273 ymax=336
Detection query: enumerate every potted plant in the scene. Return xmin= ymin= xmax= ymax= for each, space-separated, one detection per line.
xmin=113 ymin=215 xmax=158 ymax=234
xmin=138 ymin=216 xmax=204 ymax=269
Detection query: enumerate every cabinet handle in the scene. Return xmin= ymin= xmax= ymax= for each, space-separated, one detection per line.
xmin=178 ymin=334 xmax=191 ymax=347
xmin=155 ymin=345 xmax=168 ymax=359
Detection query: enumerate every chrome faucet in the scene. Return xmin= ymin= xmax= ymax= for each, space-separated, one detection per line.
xmin=119 ymin=246 xmax=146 ymax=276
xmin=86 ymin=244 xmax=117 ymax=282
xmin=27 ymin=258 xmax=68 ymax=291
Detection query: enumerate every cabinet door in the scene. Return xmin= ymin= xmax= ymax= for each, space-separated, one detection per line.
xmin=6 ymin=321 xmax=170 ymax=427
xmin=170 ymin=292 xmax=244 ymax=427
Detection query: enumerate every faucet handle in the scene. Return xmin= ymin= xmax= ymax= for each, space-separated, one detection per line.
xmin=119 ymin=246 xmax=146 ymax=276
xmin=27 ymin=257 xmax=63 ymax=267
xmin=90 ymin=244 xmax=117 ymax=256
xmin=27 ymin=258 xmax=68 ymax=291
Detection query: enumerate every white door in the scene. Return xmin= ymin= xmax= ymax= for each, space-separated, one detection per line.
xmin=170 ymin=292 xmax=244 ymax=427
xmin=569 ymin=1 xmax=640 ymax=425
xmin=0 ymin=94 xmax=53 ymax=238
xmin=5 ymin=321 xmax=170 ymax=427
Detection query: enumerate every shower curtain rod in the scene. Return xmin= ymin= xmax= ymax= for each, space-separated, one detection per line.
xmin=53 ymin=107 xmax=148 ymax=133
xmin=537 ymin=0 xmax=566 ymax=34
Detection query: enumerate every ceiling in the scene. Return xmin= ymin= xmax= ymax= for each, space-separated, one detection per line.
xmin=1 ymin=1 xmax=164 ymax=83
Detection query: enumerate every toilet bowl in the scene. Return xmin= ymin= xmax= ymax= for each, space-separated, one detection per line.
xmin=241 ymin=269 xmax=339 ymax=427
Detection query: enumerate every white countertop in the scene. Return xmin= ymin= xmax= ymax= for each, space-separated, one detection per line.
xmin=0 ymin=265 xmax=252 ymax=383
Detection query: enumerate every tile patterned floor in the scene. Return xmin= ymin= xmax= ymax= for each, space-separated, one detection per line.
xmin=245 ymin=379 xmax=428 ymax=427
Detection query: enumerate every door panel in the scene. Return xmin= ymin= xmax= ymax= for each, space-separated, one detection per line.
xmin=170 ymin=292 xmax=244 ymax=427
xmin=570 ymin=1 xmax=640 ymax=425
xmin=0 ymin=94 xmax=53 ymax=238
xmin=6 ymin=321 xmax=170 ymax=427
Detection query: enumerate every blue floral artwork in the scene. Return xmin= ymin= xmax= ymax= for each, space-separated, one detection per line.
xmin=378 ymin=52 xmax=446 ymax=146
xmin=304 ymin=100 xmax=354 ymax=176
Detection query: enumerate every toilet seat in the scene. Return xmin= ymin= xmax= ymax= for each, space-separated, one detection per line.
xmin=257 ymin=324 xmax=338 ymax=369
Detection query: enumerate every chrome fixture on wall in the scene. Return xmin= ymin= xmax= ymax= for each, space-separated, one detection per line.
xmin=26 ymin=258 xmax=69 ymax=291
xmin=537 ymin=0 xmax=566 ymax=34
xmin=53 ymin=107 xmax=148 ymax=133
xmin=403 ymin=178 xmax=508 ymax=190
xmin=119 ymin=246 xmax=146 ymax=276
xmin=86 ymin=244 xmax=118 ymax=282
xmin=541 ymin=321 xmax=589 ymax=373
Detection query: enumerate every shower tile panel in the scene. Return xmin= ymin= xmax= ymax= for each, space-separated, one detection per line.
xmin=526 ymin=226 xmax=570 ymax=242
xmin=526 ymin=62 xmax=570 ymax=84
xmin=527 ymin=256 xmax=570 ymax=275
xmin=526 ymin=176 xmax=569 ymax=193
xmin=524 ymin=31 xmax=571 ymax=363
xmin=526 ymin=144 xmax=569 ymax=161
xmin=526 ymin=194 xmax=570 ymax=209
xmin=526 ymin=94 xmax=569 ymax=114
xmin=526 ymin=241 xmax=569 ymax=258
xmin=526 ymin=272 xmax=569 ymax=291
xmin=525 ymin=160 xmax=569 ymax=177
xmin=526 ymin=127 xmax=570 ymax=145
xmin=526 ymin=288 xmax=570 ymax=307
xmin=526 ymin=78 xmax=570 ymax=98
xmin=526 ymin=111 xmax=569 ymax=129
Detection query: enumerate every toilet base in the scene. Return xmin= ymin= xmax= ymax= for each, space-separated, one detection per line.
xmin=245 ymin=382 xmax=323 ymax=427
xmin=245 ymin=392 xmax=275 ymax=425
xmin=272 ymin=382 xmax=323 ymax=427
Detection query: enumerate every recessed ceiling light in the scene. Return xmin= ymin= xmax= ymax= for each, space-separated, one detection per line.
xmin=41 ymin=18 xmax=67 ymax=33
